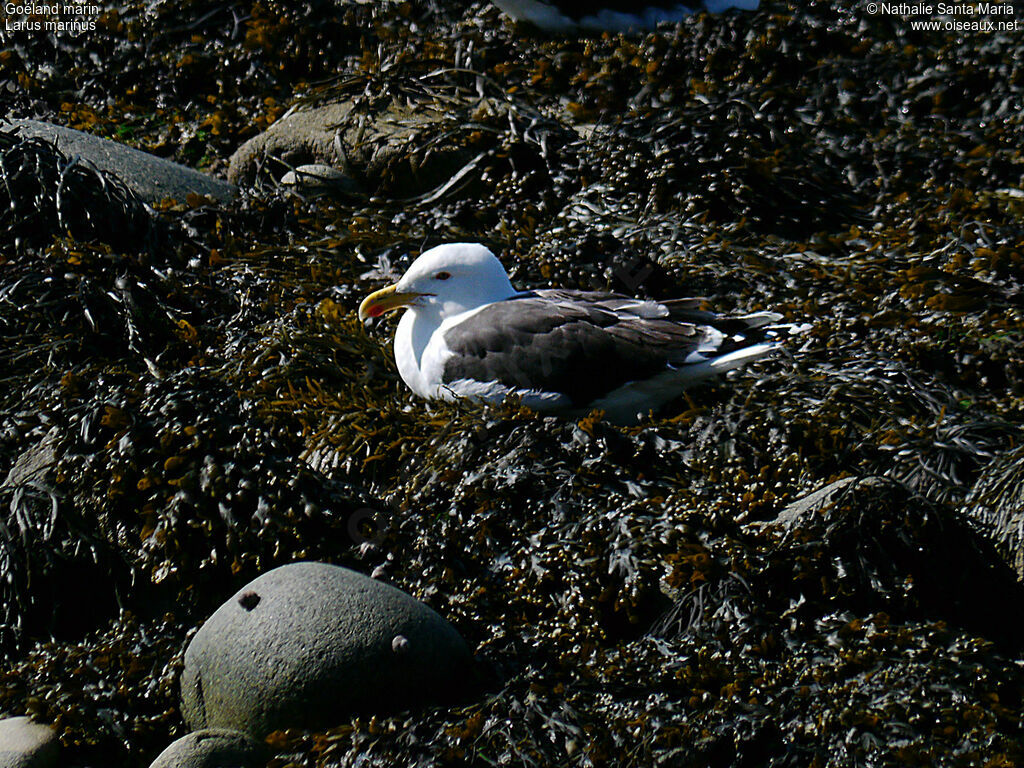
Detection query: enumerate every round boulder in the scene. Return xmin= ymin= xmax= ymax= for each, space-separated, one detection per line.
xmin=0 ymin=716 xmax=59 ymax=768
xmin=148 ymin=729 xmax=267 ymax=768
xmin=181 ymin=562 xmax=474 ymax=736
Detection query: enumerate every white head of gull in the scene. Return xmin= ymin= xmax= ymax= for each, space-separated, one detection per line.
xmin=359 ymin=242 xmax=801 ymax=424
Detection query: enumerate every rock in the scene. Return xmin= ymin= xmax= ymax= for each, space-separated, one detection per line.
xmin=766 ymin=476 xmax=1024 ymax=648
xmin=767 ymin=475 xmax=864 ymax=532
xmin=181 ymin=561 xmax=475 ymax=736
xmin=227 ymin=101 xmax=472 ymax=197
xmin=964 ymin=445 xmax=1024 ymax=580
xmin=0 ymin=717 xmax=59 ymax=768
xmin=147 ymin=729 xmax=267 ymax=768
xmin=2 ymin=427 xmax=59 ymax=490
xmin=279 ymin=163 xmax=359 ymax=196
xmin=0 ymin=425 xmax=122 ymax=646
xmin=227 ymin=102 xmax=354 ymax=186
xmin=1 ymin=120 xmax=235 ymax=205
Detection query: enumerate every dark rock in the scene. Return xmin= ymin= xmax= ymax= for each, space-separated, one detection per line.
xmin=180 ymin=562 xmax=475 ymax=736
xmin=147 ymin=729 xmax=268 ymax=768
xmin=0 ymin=717 xmax=59 ymax=768
xmin=964 ymin=445 xmax=1024 ymax=580
xmin=1 ymin=120 xmax=235 ymax=205
xmin=766 ymin=476 xmax=1024 ymax=647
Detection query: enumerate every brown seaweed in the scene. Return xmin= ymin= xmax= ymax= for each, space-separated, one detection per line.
xmin=1 ymin=0 xmax=1024 ymax=765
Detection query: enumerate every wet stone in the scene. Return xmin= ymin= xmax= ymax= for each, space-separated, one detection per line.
xmin=0 ymin=717 xmax=59 ymax=768
xmin=180 ymin=561 xmax=475 ymax=737
xmin=1 ymin=120 xmax=236 ymax=205
xmin=147 ymin=729 xmax=268 ymax=768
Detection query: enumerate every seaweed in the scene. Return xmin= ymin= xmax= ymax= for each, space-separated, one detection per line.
xmin=0 ymin=128 xmax=156 ymax=251
xmin=1 ymin=0 xmax=1024 ymax=766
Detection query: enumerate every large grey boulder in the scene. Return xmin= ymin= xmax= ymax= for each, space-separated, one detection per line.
xmin=147 ymin=729 xmax=267 ymax=768
xmin=0 ymin=717 xmax=59 ymax=768
xmin=964 ymin=445 xmax=1024 ymax=580
xmin=1 ymin=120 xmax=235 ymax=205
xmin=181 ymin=561 xmax=475 ymax=736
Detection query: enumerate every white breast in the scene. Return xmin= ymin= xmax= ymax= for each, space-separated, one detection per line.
xmin=395 ymin=311 xmax=442 ymax=398
xmin=394 ymin=303 xmax=523 ymax=402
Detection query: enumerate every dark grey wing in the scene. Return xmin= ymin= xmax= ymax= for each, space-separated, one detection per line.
xmin=441 ymin=292 xmax=717 ymax=407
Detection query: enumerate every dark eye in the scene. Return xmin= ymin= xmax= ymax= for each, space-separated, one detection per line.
xmin=435 ymin=271 xmax=451 ymax=280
